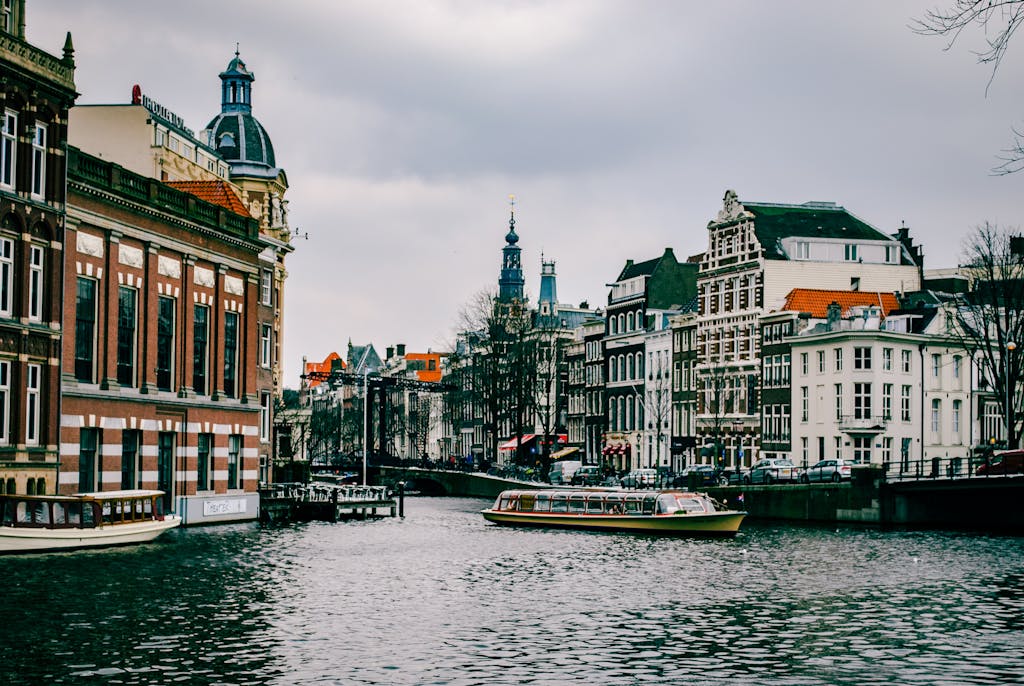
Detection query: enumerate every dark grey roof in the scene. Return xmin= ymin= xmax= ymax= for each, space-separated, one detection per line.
xmin=206 ymin=111 xmax=276 ymax=171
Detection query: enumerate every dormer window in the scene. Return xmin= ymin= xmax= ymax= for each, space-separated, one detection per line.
xmin=218 ymin=132 xmax=236 ymax=148
xmin=844 ymin=244 xmax=858 ymax=261
xmin=794 ymin=241 xmax=809 ymax=259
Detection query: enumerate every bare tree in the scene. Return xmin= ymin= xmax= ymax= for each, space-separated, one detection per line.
xmin=700 ymin=363 xmax=734 ymax=467
xmin=645 ymin=358 xmax=674 ymax=471
xmin=531 ymin=328 xmax=567 ymax=479
xmin=948 ymin=223 xmax=1024 ymax=447
xmin=913 ymin=1 xmax=1024 ymax=174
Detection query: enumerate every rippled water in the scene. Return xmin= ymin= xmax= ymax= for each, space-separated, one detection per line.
xmin=1 ymin=497 xmax=1023 ymax=685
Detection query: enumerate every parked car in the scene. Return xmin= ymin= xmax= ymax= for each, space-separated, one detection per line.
xmin=745 ymin=458 xmax=800 ymax=484
xmin=672 ymin=465 xmax=727 ymax=488
xmin=620 ymin=469 xmax=658 ymax=489
xmin=800 ymin=459 xmax=853 ymax=483
xmin=570 ymin=466 xmax=604 ymax=486
xmin=975 ymin=449 xmax=1024 ymax=476
xmin=548 ymin=460 xmax=582 ymax=485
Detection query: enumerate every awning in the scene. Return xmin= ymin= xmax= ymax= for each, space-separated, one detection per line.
xmin=498 ymin=434 xmax=536 ymax=451
xmin=550 ymin=446 xmax=580 ymax=460
xmin=602 ymin=444 xmax=631 ymax=456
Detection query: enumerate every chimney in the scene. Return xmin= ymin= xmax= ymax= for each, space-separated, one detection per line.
xmin=826 ymin=302 xmax=841 ymax=331
xmin=396 ymin=343 xmax=406 ymax=356
xmin=386 ymin=346 xmax=394 ymax=360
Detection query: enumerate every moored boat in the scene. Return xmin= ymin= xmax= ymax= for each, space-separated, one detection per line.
xmin=0 ymin=490 xmax=182 ymax=554
xmin=481 ymin=489 xmax=745 ymax=536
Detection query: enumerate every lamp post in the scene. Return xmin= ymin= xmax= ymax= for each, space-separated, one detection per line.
xmin=362 ymin=370 xmax=369 ymax=486
xmin=1006 ymin=341 xmax=1017 ymax=449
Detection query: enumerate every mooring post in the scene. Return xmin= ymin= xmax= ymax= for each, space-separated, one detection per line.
xmin=331 ymin=487 xmax=339 ymax=522
xmin=398 ymin=481 xmax=405 ymax=518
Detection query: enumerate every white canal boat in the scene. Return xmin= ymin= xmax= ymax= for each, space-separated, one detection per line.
xmin=482 ymin=489 xmax=746 ymax=536
xmin=0 ymin=490 xmax=181 ymax=554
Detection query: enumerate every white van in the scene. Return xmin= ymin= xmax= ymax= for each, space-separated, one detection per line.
xmin=548 ymin=460 xmax=582 ymax=485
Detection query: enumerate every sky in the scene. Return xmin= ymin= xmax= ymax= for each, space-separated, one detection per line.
xmin=27 ymin=1 xmax=1024 ymax=388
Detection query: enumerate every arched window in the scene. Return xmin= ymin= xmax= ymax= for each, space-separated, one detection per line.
xmin=618 ymin=355 xmax=625 ymax=381
xmin=618 ymin=313 xmax=625 ymax=333
xmin=35 ymin=478 xmax=45 ymax=495
xmin=637 ymin=309 xmax=644 ymax=330
xmin=637 ymin=352 xmax=644 ymax=378
xmin=626 ymin=312 xmax=634 ymax=331
xmin=609 ymin=317 xmax=616 ymax=335
xmin=26 ymin=478 xmax=35 ymax=496
xmin=610 ymin=357 xmax=618 ymax=382
xmin=609 ymin=397 xmax=617 ymax=430
xmin=628 ymin=354 xmax=635 ymax=380
xmin=5 ymin=477 xmax=13 ymax=494
xmin=637 ymin=397 xmax=644 ymax=429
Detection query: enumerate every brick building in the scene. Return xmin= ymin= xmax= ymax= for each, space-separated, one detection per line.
xmin=0 ymin=1 xmax=77 ymax=495
xmin=60 ymin=148 xmax=268 ymax=523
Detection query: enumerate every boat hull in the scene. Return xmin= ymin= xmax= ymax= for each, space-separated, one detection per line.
xmin=0 ymin=515 xmax=182 ymax=554
xmin=481 ymin=509 xmax=745 ymax=536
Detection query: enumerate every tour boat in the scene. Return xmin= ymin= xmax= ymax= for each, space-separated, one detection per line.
xmin=481 ymin=489 xmax=745 ymax=536
xmin=0 ymin=490 xmax=181 ymax=554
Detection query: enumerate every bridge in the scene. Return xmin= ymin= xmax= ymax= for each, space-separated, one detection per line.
xmin=375 ymin=466 xmax=550 ymax=499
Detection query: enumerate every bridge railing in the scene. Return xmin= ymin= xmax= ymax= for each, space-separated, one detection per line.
xmin=883 ymin=456 xmax=1023 ymax=482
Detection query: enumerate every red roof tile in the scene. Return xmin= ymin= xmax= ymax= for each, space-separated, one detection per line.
xmin=404 ymin=352 xmax=443 ymax=383
xmin=166 ymin=180 xmax=251 ymax=217
xmin=782 ymin=289 xmax=899 ymax=318
xmin=304 ymin=352 xmax=344 ymax=388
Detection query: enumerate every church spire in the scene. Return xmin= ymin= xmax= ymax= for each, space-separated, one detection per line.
xmin=498 ymin=195 xmax=524 ymax=303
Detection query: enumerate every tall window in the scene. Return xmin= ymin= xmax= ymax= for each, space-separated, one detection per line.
xmin=116 ymin=287 xmax=138 ymax=386
xmin=260 ymin=392 xmax=271 ymax=442
xmin=883 ymin=348 xmax=893 ymax=371
xmin=0 ymin=360 xmax=8 ymax=445
xmin=854 ymin=382 xmax=872 ymax=419
xmin=834 ymin=349 xmax=843 ymax=373
xmin=260 ymin=269 xmax=272 ymax=305
xmin=834 ymin=383 xmax=843 ymax=421
xmin=932 ymin=354 xmax=941 ymax=379
xmin=883 ymin=383 xmax=893 ymax=420
xmin=795 ymin=241 xmax=809 ymax=259
xmin=901 ymin=385 xmax=912 ymax=422
xmin=801 ymin=352 xmax=808 ymax=375
xmin=901 ymin=350 xmax=912 ymax=373
xmin=853 ymin=436 xmax=871 ymax=464
xmin=74 ymin=277 xmax=97 ymax=382
xmin=1 ymin=109 xmax=16 ymax=188
xmin=854 ymin=346 xmax=871 ymax=370
xmin=224 ymin=311 xmax=238 ymax=398
xmin=801 ymin=386 xmax=809 ymax=422
xmin=228 ymin=434 xmax=241 ymax=489
xmin=25 ymin=363 xmax=39 ymax=445
xmin=28 ymin=246 xmax=42 ymax=321
xmin=31 ymin=123 xmax=45 ymax=198
xmin=844 ymin=244 xmax=858 ymax=261
xmin=121 ymin=430 xmax=140 ymax=490
xmin=79 ymin=428 xmax=99 ymax=492
xmin=260 ymin=324 xmax=272 ymax=368
xmin=952 ymin=399 xmax=962 ymax=443
xmin=0 ymin=236 xmax=11 ymax=316
xmin=193 ymin=304 xmax=209 ymax=394
xmin=931 ymin=399 xmax=942 ymax=434
xmin=197 ymin=433 xmax=212 ymax=491
xmin=817 ymin=351 xmax=825 ymax=373
xmin=156 ymin=296 xmax=175 ymax=391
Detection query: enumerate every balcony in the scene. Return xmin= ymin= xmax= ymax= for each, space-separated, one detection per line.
xmin=838 ymin=414 xmax=889 ymax=433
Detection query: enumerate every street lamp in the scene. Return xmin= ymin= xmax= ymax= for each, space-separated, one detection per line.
xmin=362 ymin=370 xmax=369 ymax=486
xmin=1006 ymin=342 xmax=1017 ymax=449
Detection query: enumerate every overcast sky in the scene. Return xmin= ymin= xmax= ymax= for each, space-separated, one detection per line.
xmin=28 ymin=1 xmax=1024 ymax=387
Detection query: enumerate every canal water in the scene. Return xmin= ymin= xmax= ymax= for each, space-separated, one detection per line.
xmin=1 ymin=497 xmax=1022 ymax=686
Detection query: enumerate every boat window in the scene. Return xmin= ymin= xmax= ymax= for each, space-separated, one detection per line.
xmin=83 ymin=503 xmax=97 ymax=527
xmin=567 ymin=496 xmax=586 ymax=514
xmin=142 ymin=499 xmax=154 ymax=517
xmin=0 ymin=499 xmax=12 ymax=525
xmin=134 ymin=498 xmax=145 ymax=520
xmin=676 ymin=497 xmax=707 ymax=513
xmin=533 ymin=494 xmax=550 ymax=512
xmin=623 ymin=497 xmax=642 ymax=514
xmin=519 ymin=494 xmax=535 ymax=512
xmin=101 ymin=501 xmax=113 ymax=523
xmin=641 ymin=495 xmax=658 ymax=515
xmin=53 ymin=502 xmax=68 ymax=525
xmin=656 ymin=494 xmax=679 ymax=514
xmin=585 ymin=496 xmax=606 ymax=514
xmin=550 ymin=497 xmax=568 ymax=513
xmin=65 ymin=502 xmax=82 ymax=526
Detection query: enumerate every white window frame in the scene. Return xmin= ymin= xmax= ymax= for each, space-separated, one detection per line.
xmin=30 ymin=122 xmax=45 ymax=198
xmin=260 ymin=392 xmax=271 ymax=442
xmin=883 ymin=348 xmax=893 ymax=371
xmin=260 ymin=324 xmax=272 ymax=369
xmin=0 ymin=236 xmax=12 ymax=317
xmin=0 ymin=359 xmax=8 ymax=445
xmin=26 ymin=363 xmax=40 ymax=446
xmin=902 ymin=350 xmax=912 ymax=373
xmin=28 ymin=245 xmax=43 ymax=322
xmin=260 ymin=269 xmax=272 ymax=305
xmin=1 ymin=109 xmax=16 ymax=189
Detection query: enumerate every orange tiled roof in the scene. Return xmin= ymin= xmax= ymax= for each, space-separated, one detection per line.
xmin=305 ymin=352 xmax=344 ymax=388
xmin=166 ymin=180 xmax=251 ymax=217
xmin=404 ymin=352 xmax=443 ymax=383
xmin=782 ymin=289 xmax=900 ymax=318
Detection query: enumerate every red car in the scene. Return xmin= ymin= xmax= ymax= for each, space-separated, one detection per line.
xmin=975 ymin=449 xmax=1024 ymax=476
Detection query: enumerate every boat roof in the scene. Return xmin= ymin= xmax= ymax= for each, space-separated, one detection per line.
xmin=497 ymin=489 xmax=706 ymax=499
xmin=72 ymin=490 xmax=165 ymax=499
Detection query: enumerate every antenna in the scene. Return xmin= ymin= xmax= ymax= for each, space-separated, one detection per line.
xmin=291 ymin=227 xmax=308 ymax=241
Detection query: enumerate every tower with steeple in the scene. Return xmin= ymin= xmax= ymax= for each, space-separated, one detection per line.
xmin=498 ymin=197 xmax=525 ymax=304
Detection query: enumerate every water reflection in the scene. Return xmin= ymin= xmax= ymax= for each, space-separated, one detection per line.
xmin=1 ymin=498 xmax=1022 ymax=685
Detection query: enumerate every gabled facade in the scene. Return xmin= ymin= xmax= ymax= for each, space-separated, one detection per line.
xmin=0 ymin=2 xmax=77 ymax=496
xmin=696 ymin=190 xmax=923 ymax=470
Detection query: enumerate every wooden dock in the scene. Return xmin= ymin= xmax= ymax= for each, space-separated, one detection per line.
xmin=259 ymin=482 xmax=403 ymax=524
